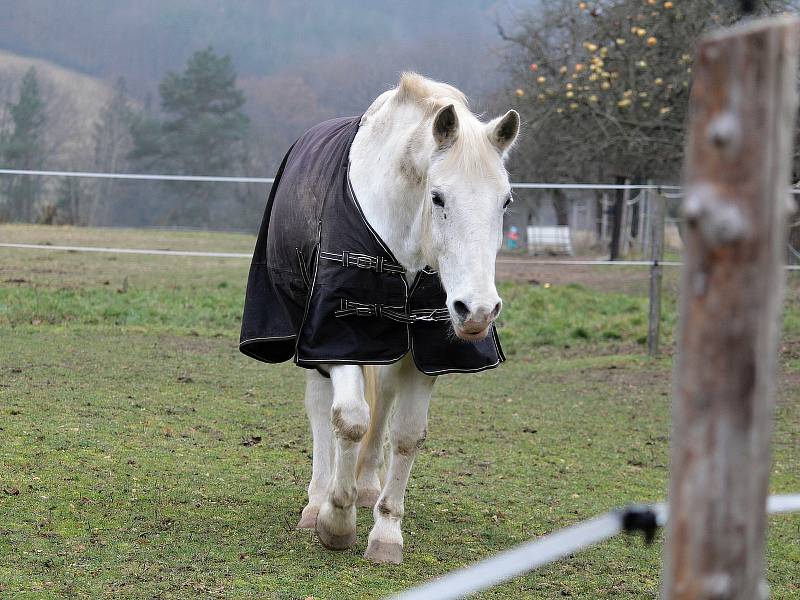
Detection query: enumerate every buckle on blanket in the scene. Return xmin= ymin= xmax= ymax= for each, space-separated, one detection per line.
xmin=320 ymin=250 xmax=405 ymax=275
xmin=355 ymin=304 xmax=376 ymax=317
xmin=334 ymin=299 xmax=451 ymax=324
xmin=353 ymin=254 xmax=373 ymax=270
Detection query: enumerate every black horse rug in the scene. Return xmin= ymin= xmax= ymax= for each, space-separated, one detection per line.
xmin=239 ymin=116 xmax=504 ymax=375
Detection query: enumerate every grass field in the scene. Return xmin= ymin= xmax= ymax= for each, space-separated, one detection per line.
xmin=1 ymin=224 xmax=798 ymax=599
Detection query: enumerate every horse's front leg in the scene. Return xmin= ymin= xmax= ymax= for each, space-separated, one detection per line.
xmin=297 ymin=369 xmax=334 ymax=530
xmin=365 ymin=357 xmax=435 ymax=564
xmin=315 ymin=364 xmax=369 ymax=550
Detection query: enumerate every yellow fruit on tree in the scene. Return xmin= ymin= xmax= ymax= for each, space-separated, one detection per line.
xmin=646 ymin=36 xmax=657 ymax=47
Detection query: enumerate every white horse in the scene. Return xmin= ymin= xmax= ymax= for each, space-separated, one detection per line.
xmin=296 ymin=73 xmax=519 ymax=564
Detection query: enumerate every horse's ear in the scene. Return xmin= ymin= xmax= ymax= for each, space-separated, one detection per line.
xmin=433 ymin=104 xmax=459 ymax=148
xmin=487 ymin=110 xmax=520 ymax=154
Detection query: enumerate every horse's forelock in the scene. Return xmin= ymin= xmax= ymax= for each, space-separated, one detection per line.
xmin=374 ymin=73 xmax=506 ymax=181
xmin=442 ymin=117 xmax=507 ymax=179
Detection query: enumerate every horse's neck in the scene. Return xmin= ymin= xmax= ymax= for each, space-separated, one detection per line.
xmin=348 ymin=102 xmax=428 ymax=280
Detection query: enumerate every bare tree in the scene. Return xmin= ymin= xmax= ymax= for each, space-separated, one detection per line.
xmin=89 ymin=77 xmax=134 ymax=225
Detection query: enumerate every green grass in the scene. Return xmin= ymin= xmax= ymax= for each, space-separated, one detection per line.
xmin=1 ymin=225 xmax=798 ymax=599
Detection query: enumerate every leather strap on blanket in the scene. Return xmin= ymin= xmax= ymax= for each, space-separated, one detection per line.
xmin=335 ymin=299 xmax=451 ymax=324
xmin=320 ymin=250 xmax=406 ymax=275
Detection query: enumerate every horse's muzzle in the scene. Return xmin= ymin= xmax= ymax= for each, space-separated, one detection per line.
xmin=451 ymin=298 xmax=501 ymax=341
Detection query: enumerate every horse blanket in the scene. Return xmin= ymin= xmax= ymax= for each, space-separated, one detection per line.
xmin=239 ymin=116 xmax=504 ymax=375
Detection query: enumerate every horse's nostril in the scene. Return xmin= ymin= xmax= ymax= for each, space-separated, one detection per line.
xmin=453 ymin=300 xmax=470 ymax=320
xmin=491 ymin=302 xmax=502 ymax=318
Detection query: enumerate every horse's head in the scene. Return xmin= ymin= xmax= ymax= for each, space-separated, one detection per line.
xmin=416 ymin=98 xmax=520 ymax=341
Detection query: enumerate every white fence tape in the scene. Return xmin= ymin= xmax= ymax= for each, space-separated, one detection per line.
xmin=3 ymin=168 xmax=800 ymax=194
xmin=389 ymin=511 xmax=631 ymax=600
xmin=0 ymin=168 xmax=275 ymax=184
xmin=389 ymin=494 xmax=800 ymax=600
xmin=5 ymin=243 xmax=800 ymax=270
xmin=0 ymin=168 xmax=667 ymax=189
xmin=6 ymin=243 xmax=800 ymax=270
xmin=0 ymin=242 xmax=251 ymax=258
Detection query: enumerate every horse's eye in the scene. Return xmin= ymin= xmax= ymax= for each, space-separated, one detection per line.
xmin=431 ymin=191 xmax=445 ymax=208
xmin=503 ymin=195 xmax=514 ymax=209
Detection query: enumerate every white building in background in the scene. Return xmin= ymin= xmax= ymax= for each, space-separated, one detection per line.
xmin=503 ymin=189 xmax=606 ymax=255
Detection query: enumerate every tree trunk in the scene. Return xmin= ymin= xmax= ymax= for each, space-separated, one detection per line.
xmin=609 ymin=177 xmax=626 ymax=260
xmin=552 ymin=189 xmax=569 ymax=226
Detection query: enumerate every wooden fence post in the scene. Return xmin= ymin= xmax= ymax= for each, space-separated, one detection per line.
xmin=647 ymin=190 xmax=664 ymax=357
xmin=663 ymin=16 xmax=799 ymax=600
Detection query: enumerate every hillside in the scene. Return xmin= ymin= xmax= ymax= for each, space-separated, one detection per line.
xmin=0 ymin=2 xmax=519 ymax=177
xmin=0 ymin=50 xmax=117 ymax=169
xmin=2 ymin=1 xmax=506 ymax=112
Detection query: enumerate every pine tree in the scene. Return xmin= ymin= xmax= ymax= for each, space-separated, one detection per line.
xmin=158 ymin=47 xmax=249 ymax=176
xmin=129 ymin=47 xmax=249 ymax=225
xmin=2 ymin=68 xmax=46 ymax=222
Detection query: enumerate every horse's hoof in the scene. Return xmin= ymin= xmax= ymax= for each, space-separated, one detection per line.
xmin=315 ymin=502 xmax=357 ymax=550
xmin=357 ymin=488 xmax=380 ymax=509
xmin=316 ymin=526 xmax=357 ymax=551
xmin=297 ymin=505 xmax=319 ymax=530
xmin=364 ymin=540 xmax=403 ymax=564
